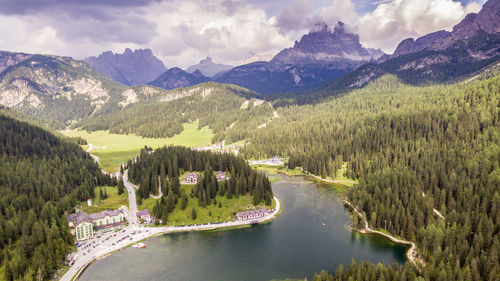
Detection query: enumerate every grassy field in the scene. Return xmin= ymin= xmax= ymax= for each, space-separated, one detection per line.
xmin=81 ymin=186 xmax=128 ymax=213
xmin=312 ymin=179 xmax=349 ymax=195
xmin=138 ymin=183 xmax=276 ymax=226
xmin=254 ymin=165 xmax=305 ymax=176
xmin=254 ymin=163 xmax=357 ymax=187
xmin=63 ymin=121 xmax=214 ymax=172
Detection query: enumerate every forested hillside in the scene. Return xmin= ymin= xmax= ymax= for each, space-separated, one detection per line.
xmin=127 ymin=146 xmax=273 ymax=223
xmin=243 ymin=69 xmax=500 ymax=280
xmin=0 ymin=114 xmax=114 ymax=280
xmin=79 ymin=83 xmax=274 ymax=143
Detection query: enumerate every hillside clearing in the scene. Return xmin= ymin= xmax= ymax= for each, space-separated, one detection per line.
xmin=63 ymin=121 xmax=214 ymax=172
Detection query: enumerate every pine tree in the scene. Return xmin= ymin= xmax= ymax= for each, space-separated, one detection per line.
xmin=118 ymin=179 xmax=125 ymax=195
xmin=191 ymin=208 xmax=197 ymax=220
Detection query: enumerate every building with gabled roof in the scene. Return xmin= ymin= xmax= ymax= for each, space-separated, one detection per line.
xmin=67 ymin=209 xmax=125 ymax=241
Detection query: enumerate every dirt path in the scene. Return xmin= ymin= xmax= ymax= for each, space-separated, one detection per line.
xmin=343 ymin=199 xmax=425 ymax=269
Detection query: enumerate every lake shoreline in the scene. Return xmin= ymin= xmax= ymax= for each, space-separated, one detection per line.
xmin=263 ymin=167 xmax=422 ymax=268
xmin=70 ymin=195 xmax=281 ymax=281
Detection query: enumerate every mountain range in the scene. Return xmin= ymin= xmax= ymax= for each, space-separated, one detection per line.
xmin=0 ymin=0 xmax=498 ymax=123
xmin=85 ymin=48 xmax=167 ymax=85
xmin=214 ymin=21 xmax=384 ymax=94
xmin=326 ymin=0 xmax=499 ymax=91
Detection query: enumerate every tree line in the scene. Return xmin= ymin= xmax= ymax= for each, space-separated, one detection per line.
xmin=126 ymin=146 xmax=273 ymax=224
xmin=78 ymin=83 xmax=273 ymax=143
xmin=243 ymin=72 xmax=500 ymax=280
xmin=0 ymin=114 xmax=115 ymax=281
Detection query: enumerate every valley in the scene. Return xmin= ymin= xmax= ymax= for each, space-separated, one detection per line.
xmin=0 ymin=0 xmax=498 ymax=280
xmin=63 ymin=121 xmax=214 ymax=172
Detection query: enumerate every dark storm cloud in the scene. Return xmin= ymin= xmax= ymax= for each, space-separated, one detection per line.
xmin=0 ymin=0 xmax=160 ymax=15
xmin=1 ymin=1 xmax=160 ymax=45
xmin=42 ymin=9 xmax=159 ymax=44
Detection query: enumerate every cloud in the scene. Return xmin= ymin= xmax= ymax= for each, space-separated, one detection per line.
xmin=0 ymin=0 xmax=157 ymax=15
xmin=318 ymin=0 xmax=482 ymax=52
xmin=146 ymin=0 xmax=291 ymax=67
xmin=321 ymin=0 xmax=359 ymax=27
xmin=357 ymin=0 xmax=482 ymax=51
xmin=0 ymin=0 xmax=293 ymax=68
xmin=277 ymin=0 xmax=314 ymax=33
xmin=0 ymin=0 xmax=486 ymax=68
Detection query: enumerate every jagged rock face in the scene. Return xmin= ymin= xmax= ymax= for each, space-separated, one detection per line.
xmin=215 ymin=21 xmax=383 ymax=94
xmin=0 ymin=53 xmax=128 ymax=124
xmin=149 ymin=67 xmax=211 ymax=90
xmin=0 ymin=51 xmax=32 ymax=73
xmin=186 ymin=57 xmax=233 ymax=77
xmin=391 ymin=0 xmax=499 ymax=58
xmin=85 ymin=48 xmax=167 ymax=85
xmin=273 ymin=22 xmax=379 ymax=64
xmin=392 ymin=31 xmax=451 ymax=57
xmin=327 ymin=0 xmax=499 ymax=92
xmin=466 ymin=0 xmax=500 ymax=35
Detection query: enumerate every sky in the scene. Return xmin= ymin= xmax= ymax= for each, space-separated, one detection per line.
xmin=0 ymin=0 xmax=487 ymax=68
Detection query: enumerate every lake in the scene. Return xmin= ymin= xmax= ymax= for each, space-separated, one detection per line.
xmin=79 ymin=174 xmax=407 ymax=281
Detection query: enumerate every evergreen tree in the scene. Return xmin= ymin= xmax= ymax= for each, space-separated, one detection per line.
xmin=191 ymin=208 xmax=197 ymax=220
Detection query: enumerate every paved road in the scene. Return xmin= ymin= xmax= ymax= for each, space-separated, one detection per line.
xmin=122 ymin=170 xmax=138 ymax=225
xmin=60 ymin=170 xmax=281 ymax=281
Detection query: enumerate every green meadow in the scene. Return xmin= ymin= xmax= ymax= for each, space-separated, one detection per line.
xmin=139 ymin=183 xmax=276 ymax=226
xmin=81 ymin=186 xmax=128 ymax=214
xmin=63 ymin=121 xmax=214 ymax=172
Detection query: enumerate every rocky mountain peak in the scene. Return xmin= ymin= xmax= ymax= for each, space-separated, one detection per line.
xmin=124 ymin=48 xmax=133 ymax=55
xmin=273 ymin=21 xmax=377 ymax=64
xmin=390 ymin=0 xmax=499 ymax=58
xmin=200 ymin=57 xmax=213 ymax=64
xmin=0 ymin=51 xmax=32 ymax=74
xmin=333 ymin=21 xmax=346 ymax=34
xmin=85 ymin=48 xmax=167 ymax=85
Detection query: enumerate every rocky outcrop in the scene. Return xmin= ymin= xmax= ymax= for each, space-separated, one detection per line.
xmin=0 ymin=53 xmax=128 ymax=124
xmin=392 ymin=30 xmax=451 ymax=58
xmin=0 ymin=51 xmax=32 ymax=74
xmin=272 ymin=22 xmax=381 ymax=64
xmin=85 ymin=48 xmax=167 ymax=85
xmin=391 ymin=0 xmax=499 ymax=59
xmin=186 ymin=57 xmax=233 ymax=77
xmin=149 ymin=68 xmax=211 ymax=90
xmin=216 ymin=21 xmax=384 ymax=94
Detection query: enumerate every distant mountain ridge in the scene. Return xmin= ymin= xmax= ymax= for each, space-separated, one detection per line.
xmin=388 ymin=0 xmax=500 ymax=59
xmin=215 ymin=21 xmax=384 ymax=94
xmin=273 ymin=22 xmax=383 ymax=64
xmin=85 ymin=48 xmax=167 ymax=85
xmin=0 ymin=51 xmax=179 ymax=128
xmin=326 ymin=0 xmax=499 ymax=92
xmin=186 ymin=57 xmax=233 ymax=77
xmin=149 ymin=67 xmax=211 ymax=90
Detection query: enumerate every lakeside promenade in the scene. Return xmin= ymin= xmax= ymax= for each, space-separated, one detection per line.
xmin=60 ymin=192 xmax=280 ymax=281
